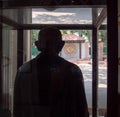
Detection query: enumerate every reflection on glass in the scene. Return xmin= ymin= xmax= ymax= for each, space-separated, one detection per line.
xmin=2 ymin=25 xmax=17 ymax=116
xmin=2 ymin=9 xmax=19 ymax=23
xmin=98 ymin=8 xmax=103 ymax=16
xmin=2 ymin=9 xmax=32 ymax=24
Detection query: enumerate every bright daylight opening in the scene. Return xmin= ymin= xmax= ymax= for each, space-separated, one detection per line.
xmin=31 ymin=7 xmax=107 ymax=117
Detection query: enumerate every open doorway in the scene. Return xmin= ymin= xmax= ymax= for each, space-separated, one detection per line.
xmin=1 ymin=6 xmax=108 ymax=117
xmin=31 ymin=27 xmax=107 ymax=117
xmin=30 ymin=8 xmax=107 ymax=117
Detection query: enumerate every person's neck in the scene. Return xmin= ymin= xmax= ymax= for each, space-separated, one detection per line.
xmin=41 ymin=52 xmax=58 ymax=58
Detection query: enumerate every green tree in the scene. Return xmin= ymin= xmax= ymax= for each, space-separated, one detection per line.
xmin=32 ymin=30 xmax=39 ymax=46
xmin=98 ymin=30 xmax=107 ymax=45
xmin=32 ymin=30 xmax=40 ymax=57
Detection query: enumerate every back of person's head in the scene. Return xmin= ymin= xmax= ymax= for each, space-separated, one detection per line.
xmin=35 ymin=26 xmax=65 ymax=54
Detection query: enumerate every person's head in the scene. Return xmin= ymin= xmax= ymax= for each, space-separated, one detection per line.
xmin=35 ymin=26 xmax=65 ymax=55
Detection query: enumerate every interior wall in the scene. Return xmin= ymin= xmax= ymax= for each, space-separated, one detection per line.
xmin=118 ymin=0 xmax=120 ymax=116
xmin=118 ymin=0 xmax=120 ymax=93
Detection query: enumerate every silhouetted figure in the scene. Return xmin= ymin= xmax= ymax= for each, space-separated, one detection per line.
xmin=14 ymin=27 xmax=89 ymax=117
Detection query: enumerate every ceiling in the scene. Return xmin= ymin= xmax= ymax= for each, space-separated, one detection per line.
xmin=2 ymin=0 xmax=106 ymax=8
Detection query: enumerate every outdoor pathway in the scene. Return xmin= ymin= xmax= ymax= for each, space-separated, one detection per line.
xmin=69 ymin=60 xmax=107 ymax=116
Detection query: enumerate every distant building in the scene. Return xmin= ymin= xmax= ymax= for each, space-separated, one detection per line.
xmin=61 ymin=34 xmax=85 ymax=60
xmin=61 ymin=34 xmax=105 ymax=61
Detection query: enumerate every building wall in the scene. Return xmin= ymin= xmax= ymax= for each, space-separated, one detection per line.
xmin=61 ymin=42 xmax=104 ymax=60
xmin=81 ymin=42 xmax=90 ymax=59
xmin=61 ymin=42 xmax=80 ymax=60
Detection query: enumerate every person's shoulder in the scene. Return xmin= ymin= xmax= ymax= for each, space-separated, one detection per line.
xmin=18 ymin=58 xmax=36 ymax=73
xmin=59 ymin=57 xmax=81 ymax=71
xmin=60 ymin=58 xmax=83 ymax=79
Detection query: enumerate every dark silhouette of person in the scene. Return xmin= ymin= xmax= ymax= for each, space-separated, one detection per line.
xmin=14 ymin=27 xmax=89 ymax=117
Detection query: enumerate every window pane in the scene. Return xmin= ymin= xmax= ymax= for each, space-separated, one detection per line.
xmin=32 ymin=8 xmax=92 ymax=24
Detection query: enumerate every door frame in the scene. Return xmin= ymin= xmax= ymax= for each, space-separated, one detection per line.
xmin=0 ymin=1 xmax=118 ymax=117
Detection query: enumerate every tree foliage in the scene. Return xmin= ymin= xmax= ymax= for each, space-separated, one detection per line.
xmin=32 ymin=30 xmax=39 ymax=46
xmin=98 ymin=30 xmax=107 ymax=44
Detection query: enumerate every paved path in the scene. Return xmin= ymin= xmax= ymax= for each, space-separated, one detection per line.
xmin=68 ymin=59 xmax=107 ymax=110
xmin=77 ymin=62 xmax=107 ymax=109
